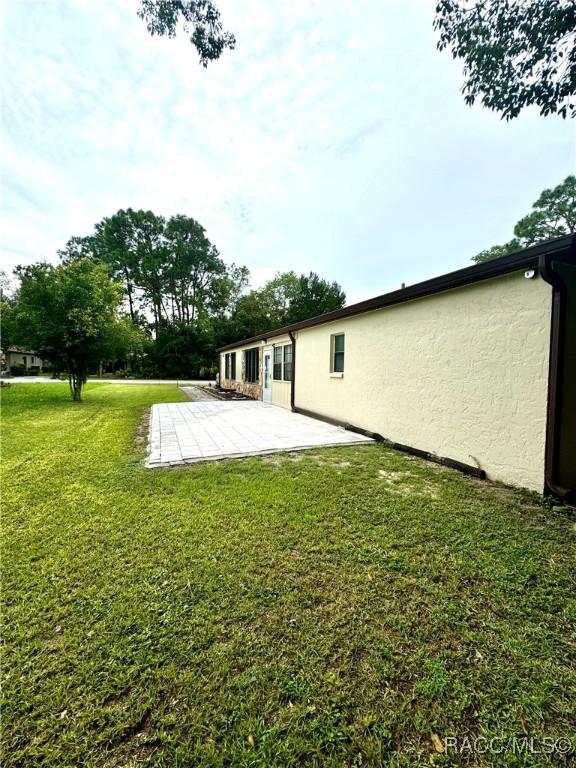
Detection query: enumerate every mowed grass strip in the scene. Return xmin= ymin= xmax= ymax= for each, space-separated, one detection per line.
xmin=2 ymin=384 xmax=575 ymax=767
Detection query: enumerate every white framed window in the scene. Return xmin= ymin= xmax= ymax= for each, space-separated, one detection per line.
xmin=330 ymin=334 xmax=345 ymax=373
xmin=273 ymin=346 xmax=282 ymax=380
xmin=272 ymin=344 xmax=293 ymax=381
xmin=283 ymin=344 xmax=292 ymax=381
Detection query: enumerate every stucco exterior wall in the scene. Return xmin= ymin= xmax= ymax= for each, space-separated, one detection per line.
xmin=5 ymin=350 xmax=43 ymax=371
xmin=294 ymin=271 xmax=552 ymax=491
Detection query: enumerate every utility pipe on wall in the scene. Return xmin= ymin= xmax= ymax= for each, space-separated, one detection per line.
xmin=288 ymin=330 xmax=296 ymax=411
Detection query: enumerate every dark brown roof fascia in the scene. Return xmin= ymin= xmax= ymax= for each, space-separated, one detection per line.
xmin=217 ymin=236 xmax=574 ymax=352
xmin=539 ymin=235 xmax=576 ymax=499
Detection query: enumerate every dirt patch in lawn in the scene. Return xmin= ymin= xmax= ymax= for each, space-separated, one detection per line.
xmin=134 ymin=409 xmax=151 ymax=452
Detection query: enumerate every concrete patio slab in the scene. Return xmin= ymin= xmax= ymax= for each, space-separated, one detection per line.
xmin=146 ymin=401 xmax=373 ymax=467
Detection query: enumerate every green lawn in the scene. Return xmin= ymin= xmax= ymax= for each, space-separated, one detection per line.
xmin=2 ymin=384 xmax=575 ymax=767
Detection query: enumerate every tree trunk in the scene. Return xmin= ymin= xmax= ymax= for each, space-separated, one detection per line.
xmin=68 ymin=361 xmax=86 ymax=401
xmin=124 ymin=268 xmax=136 ymax=323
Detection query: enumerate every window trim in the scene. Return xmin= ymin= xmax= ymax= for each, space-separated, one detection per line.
xmin=224 ymin=352 xmax=236 ymax=380
xmin=283 ymin=343 xmax=293 ymax=381
xmin=273 ymin=346 xmax=282 ymax=381
xmin=271 ymin=343 xmax=293 ymax=382
xmin=330 ymin=333 xmax=345 ymax=374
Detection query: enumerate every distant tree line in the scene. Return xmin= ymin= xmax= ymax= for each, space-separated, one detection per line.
xmin=0 ymin=209 xmax=346 ymax=398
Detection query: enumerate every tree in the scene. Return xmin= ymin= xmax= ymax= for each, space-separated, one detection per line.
xmin=63 ymin=210 xmax=246 ymax=337
xmin=473 ymin=175 xmax=576 ymax=262
xmin=163 ymin=215 xmax=240 ymax=323
xmin=513 ymin=175 xmax=576 ymax=241
xmin=59 ymin=228 xmax=140 ymax=325
xmin=138 ymin=0 xmax=235 ymax=66
xmin=62 ymin=210 xmax=170 ymax=331
xmin=473 ymin=240 xmax=522 ymax=263
xmin=221 ymin=271 xmax=346 ymax=344
xmin=284 ymin=272 xmax=346 ymax=325
xmin=57 ymin=210 xmax=253 ymax=379
xmin=0 ymin=271 xmax=17 ymax=360
xmin=231 ymin=272 xmax=301 ymax=337
xmin=54 ymin=214 xmax=346 ymax=377
xmin=435 ymin=0 xmax=576 ymax=119
xmin=12 ymin=259 xmax=135 ymax=401
xmin=142 ymin=322 xmax=217 ymax=378
xmin=224 ymin=291 xmax=281 ymax=341
xmin=97 ymin=317 xmax=147 ymax=375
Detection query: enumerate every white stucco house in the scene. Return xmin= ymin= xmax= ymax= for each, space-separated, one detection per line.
xmin=2 ymin=347 xmax=44 ymax=374
xmin=218 ymin=236 xmax=576 ymax=499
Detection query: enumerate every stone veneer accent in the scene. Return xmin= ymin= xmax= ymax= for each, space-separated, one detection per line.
xmin=221 ymin=378 xmax=262 ymax=400
xmin=221 ymin=346 xmax=264 ymax=400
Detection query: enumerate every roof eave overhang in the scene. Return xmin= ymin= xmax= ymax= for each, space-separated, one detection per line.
xmin=217 ymin=235 xmax=575 ymax=352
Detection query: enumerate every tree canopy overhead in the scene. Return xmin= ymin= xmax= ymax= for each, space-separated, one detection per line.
xmin=435 ymin=0 xmax=576 ymax=119
xmin=136 ymin=0 xmax=576 ymax=115
xmin=473 ymin=175 xmax=576 ymax=262
xmin=138 ymin=0 xmax=235 ymax=65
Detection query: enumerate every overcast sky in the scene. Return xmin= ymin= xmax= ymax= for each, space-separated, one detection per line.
xmin=2 ymin=0 xmax=574 ymax=303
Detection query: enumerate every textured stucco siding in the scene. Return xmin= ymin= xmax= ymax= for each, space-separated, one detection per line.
xmin=294 ymin=272 xmax=552 ymax=491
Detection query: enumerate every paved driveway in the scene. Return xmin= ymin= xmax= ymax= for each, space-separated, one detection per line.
xmin=147 ymin=401 xmax=373 ymax=467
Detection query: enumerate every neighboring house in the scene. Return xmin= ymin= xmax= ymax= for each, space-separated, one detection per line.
xmin=219 ymin=236 xmax=576 ymax=498
xmin=2 ymin=347 xmax=43 ymax=373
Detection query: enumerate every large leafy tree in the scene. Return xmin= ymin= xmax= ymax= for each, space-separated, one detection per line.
xmin=284 ymin=272 xmax=347 ymax=325
xmin=59 ymin=210 xmax=251 ymax=377
xmin=61 ymin=210 xmax=245 ymax=334
xmin=59 ymin=227 xmax=140 ymax=324
xmin=0 ymin=271 xmax=17 ymax=360
xmin=221 ymin=271 xmax=346 ymax=343
xmin=163 ymin=215 xmax=246 ymax=323
xmin=435 ymin=0 xmax=576 ymax=119
xmin=234 ymin=272 xmax=301 ymax=335
xmin=142 ymin=323 xmax=217 ymax=378
xmin=12 ymin=260 xmax=139 ymax=400
xmin=138 ymin=0 xmax=235 ymax=65
xmin=473 ymin=175 xmax=576 ymax=262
